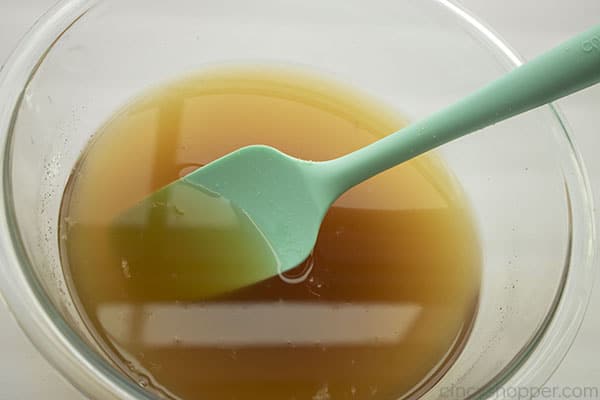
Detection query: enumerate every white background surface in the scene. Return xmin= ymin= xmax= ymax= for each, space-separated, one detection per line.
xmin=0 ymin=1 xmax=599 ymax=399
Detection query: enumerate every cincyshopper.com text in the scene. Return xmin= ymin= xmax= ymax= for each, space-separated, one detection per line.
xmin=440 ymin=385 xmax=599 ymax=399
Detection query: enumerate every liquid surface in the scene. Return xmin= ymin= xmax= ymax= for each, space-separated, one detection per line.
xmin=60 ymin=66 xmax=481 ymax=400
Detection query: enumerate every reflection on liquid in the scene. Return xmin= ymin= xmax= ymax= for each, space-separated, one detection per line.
xmin=98 ymin=302 xmax=421 ymax=347
xmin=60 ymin=67 xmax=481 ymax=400
xmin=112 ymin=181 xmax=280 ymax=300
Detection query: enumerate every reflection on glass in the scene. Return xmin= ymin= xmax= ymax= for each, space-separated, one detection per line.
xmin=112 ymin=181 xmax=279 ymax=300
xmin=99 ymin=302 xmax=422 ymax=346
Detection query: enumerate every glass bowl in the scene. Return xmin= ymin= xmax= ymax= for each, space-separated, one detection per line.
xmin=0 ymin=1 xmax=595 ymax=399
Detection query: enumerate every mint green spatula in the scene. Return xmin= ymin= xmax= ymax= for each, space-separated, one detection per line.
xmin=116 ymin=24 xmax=600 ymax=298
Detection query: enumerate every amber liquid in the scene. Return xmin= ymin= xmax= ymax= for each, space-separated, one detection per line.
xmin=60 ymin=66 xmax=481 ymax=400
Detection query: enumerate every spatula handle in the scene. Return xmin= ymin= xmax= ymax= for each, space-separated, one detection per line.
xmin=323 ymin=24 xmax=600 ymax=197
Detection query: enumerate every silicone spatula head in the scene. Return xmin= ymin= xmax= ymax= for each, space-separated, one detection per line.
xmin=112 ymin=146 xmax=331 ymax=299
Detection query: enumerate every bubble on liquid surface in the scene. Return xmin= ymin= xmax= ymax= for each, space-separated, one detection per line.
xmin=313 ymin=384 xmax=330 ymax=400
xmin=121 ymin=258 xmax=131 ymax=279
xmin=137 ymin=375 xmax=150 ymax=388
